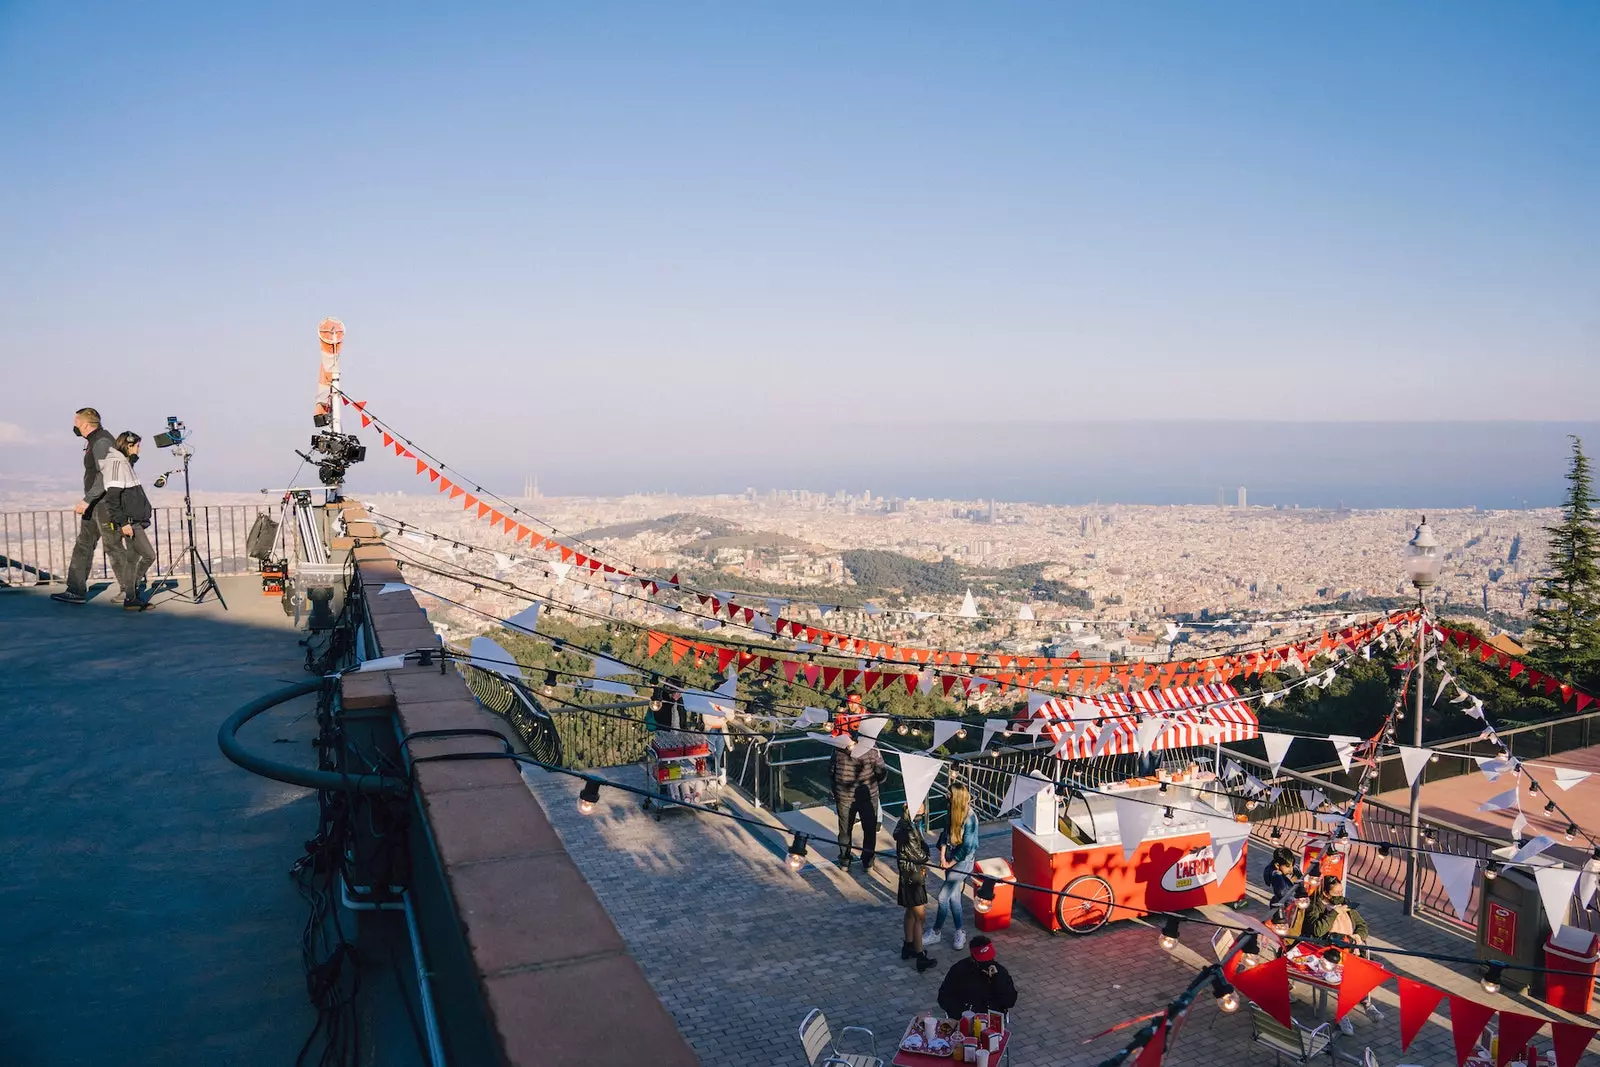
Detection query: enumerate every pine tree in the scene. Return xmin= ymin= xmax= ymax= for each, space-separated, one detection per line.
xmin=1529 ymin=436 xmax=1600 ymax=691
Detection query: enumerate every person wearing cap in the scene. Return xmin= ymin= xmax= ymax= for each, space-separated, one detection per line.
xmin=937 ymin=936 xmax=1018 ymax=1018
xmin=1304 ymin=875 xmax=1384 ymax=1033
xmin=830 ymin=693 xmax=887 ymax=872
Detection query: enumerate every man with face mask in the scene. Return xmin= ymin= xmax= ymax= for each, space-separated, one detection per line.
xmin=51 ymin=407 xmax=130 ymax=605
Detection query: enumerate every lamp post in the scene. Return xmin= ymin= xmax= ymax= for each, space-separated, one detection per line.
xmin=1402 ymin=516 xmax=1440 ymax=916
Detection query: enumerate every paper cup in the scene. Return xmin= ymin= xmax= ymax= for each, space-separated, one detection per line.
xmin=974 ymin=1049 xmax=990 ymax=1067
xmin=923 ymin=1016 xmax=937 ymax=1042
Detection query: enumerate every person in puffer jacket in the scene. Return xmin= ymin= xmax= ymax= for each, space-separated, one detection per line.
xmin=830 ymin=694 xmax=888 ymax=872
xmin=105 ymin=432 xmax=156 ymax=610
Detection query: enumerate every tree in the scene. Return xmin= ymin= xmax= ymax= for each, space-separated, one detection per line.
xmin=1529 ymin=436 xmax=1600 ymax=692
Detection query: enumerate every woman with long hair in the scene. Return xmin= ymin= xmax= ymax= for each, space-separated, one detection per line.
xmin=895 ymin=803 xmax=938 ymax=972
xmin=926 ymin=778 xmax=981 ymax=949
xmin=105 ymin=431 xmax=156 ymax=610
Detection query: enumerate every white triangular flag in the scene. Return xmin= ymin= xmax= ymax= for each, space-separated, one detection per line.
xmin=379 ymin=582 xmax=409 ymax=594
xmin=863 ymin=602 xmax=882 ymax=617
xmin=469 ymin=636 xmax=523 ymax=682
xmin=1475 ymin=756 xmax=1515 ymax=782
xmin=591 ymin=656 xmax=636 ymax=679
xmin=550 ymin=561 xmax=570 ymax=582
xmin=958 ymin=589 xmax=979 ymax=619
xmin=918 ymin=671 xmax=934 ymax=695
xmin=1466 ymin=700 xmax=1485 ymax=720
xmin=1115 ymin=797 xmax=1160 ymax=859
xmin=1025 ymin=714 xmax=1050 ymax=738
xmin=1261 ymin=732 xmax=1294 ymax=774
xmin=1329 ymin=735 xmax=1361 ymax=773
xmin=791 ymin=707 xmax=829 ymax=730
xmin=1434 ymin=672 xmax=1453 ymax=705
xmin=1093 ymin=721 xmax=1121 ymax=757
xmin=1018 ymin=603 xmax=1035 ymax=621
xmin=1223 ymin=759 xmax=1242 ymax=782
xmin=1398 ymin=746 xmax=1433 ymax=787
xmin=583 ymin=679 xmax=637 ymax=697
xmin=898 ymin=752 xmax=944 ymax=821
xmin=1266 ymin=785 xmax=1284 ymax=805
xmin=857 ymin=716 xmax=887 ymax=740
xmin=1537 ymin=867 xmax=1582 ymax=932
xmin=1508 ymin=836 xmax=1555 ymax=864
xmin=929 ymin=720 xmax=963 ymax=752
xmin=999 ymin=773 xmax=1052 ymax=816
xmin=1478 ymin=786 xmax=1520 ymax=813
xmin=1553 ymin=768 xmax=1592 ymax=791
xmin=505 ymin=602 xmax=540 ymax=632
xmin=494 ymin=551 xmax=515 ymax=571
xmin=1511 ymin=812 xmax=1528 ymax=841
xmin=356 ymin=654 xmax=409 ymax=672
xmin=1135 ymin=716 xmax=1166 ymax=754
xmin=1028 ymin=691 xmax=1054 ymax=714
xmin=1429 ymin=852 xmax=1480 ymax=922
xmin=1301 ymin=789 xmax=1325 ymax=812
xmin=1244 ymin=774 xmax=1266 ymax=795
xmin=980 ymin=719 xmax=1007 ymax=752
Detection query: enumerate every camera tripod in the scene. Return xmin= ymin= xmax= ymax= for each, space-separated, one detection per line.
xmin=153 ymin=445 xmax=227 ymax=609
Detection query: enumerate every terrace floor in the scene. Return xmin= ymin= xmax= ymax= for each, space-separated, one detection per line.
xmin=524 ymin=766 xmax=1600 ymax=1067
xmin=0 ymin=577 xmax=329 ymax=1064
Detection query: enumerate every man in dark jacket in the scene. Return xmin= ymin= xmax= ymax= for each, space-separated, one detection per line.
xmin=53 ymin=407 xmax=128 ymax=605
xmin=938 ymin=937 xmax=1019 ymax=1017
xmin=831 ymin=696 xmax=888 ymax=871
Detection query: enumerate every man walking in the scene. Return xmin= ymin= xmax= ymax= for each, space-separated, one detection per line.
xmin=51 ymin=407 xmax=127 ymax=605
xmin=830 ymin=694 xmax=887 ymax=872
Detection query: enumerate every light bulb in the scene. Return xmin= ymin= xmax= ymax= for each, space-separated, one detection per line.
xmin=1163 ymin=806 xmax=1175 ymax=825
xmin=1484 ymin=862 xmax=1500 ymax=881
xmin=1545 ymin=800 xmax=1558 ymax=814
xmin=786 ymin=832 xmax=809 ymax=871
xmin=1221 ymin=991 xmax=1240 ymax=1012
xmin=1481 ymin=964 xmax=1503 ymax=995
xmin=1566 ymin=823 xmax=1578 ymax=842
xmin=955 ymin=728 xmax=967 ymax=739
xmin=1158 ymin=917 xmax=1180 ymax=949
xmin=578 ymin=780 xmax=601 ymax=815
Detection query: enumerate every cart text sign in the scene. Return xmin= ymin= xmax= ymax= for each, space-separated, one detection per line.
xmin=1161 ymin=845 xmax=1218 ymax=893
xmin=1486 ymin=901 xmax=1517 ymax=955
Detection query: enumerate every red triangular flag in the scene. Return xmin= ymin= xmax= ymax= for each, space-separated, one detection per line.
xmin=515 ymin=524 xmax=531 ymax=541
xmin=1561 ymin=684 xmax=1575 ymax=703
xmin=1133 ymin=1018 xmax=1167 ymax=1067
xmin=477 ymin=503 xmax=492 ymax=519
xmin=488 ymin=509 xmax=502 ymax=525
xmin=1230 ymin=953 xmax=1291 ymax=1027
xmin=1335 ymin=954 xmax=1392 ymax=1021
xmin=1398 ymin=977 xmax=1445 ymax=1050
xmin=416 ymin=459 xmax=427 ymax=475
xmin=1508 ymin=661 xmax=1525 ymax=680
xmin=462 ymin=494 xmax=478 ymax=510
xmin=781 ymin=660 xmax=799 ymax=683
xmin=360 ymin=413 xmax=372 ymax=427
xmin=842 ymin=669 xmax=861 ymax=690
xmin=1448 ymin=995 xmax=1495 ymax=1067
xmin=716 ymin=648 xmax=736 ymax=673
xmin=820 ymin=666 xmax=841 ymax=690
xmin=427 ymin=467 xmax=440 ymax=482
xmin=1551 ymin=1022 xmax=1600 ymax=1067
xmin=1494 ymin=1012 xmax=1545 ymax=1067
xmin=447 ymin=483 xmax=462 ymax=499
xmin=668 ymin=638 xmax=688 ymax=665
xmin=381 ymin=432 xmax=393 ymax=448
xmin=1579 ymin=693 xmax=1595 ymax=713
xmin=863 ymin=671 xmax=881 ymax=692
xmin=941 ymin=675 xmax=959 ymax=697
xmin=802 ymin=664 xmax=820 ymax=687
xmin=902 ymin=673 xmax=918 ymax=696
xmin=558 ymin=546 xmax=572 ymax=563
xmin=647 ymin=632 xmax=668 ymax=658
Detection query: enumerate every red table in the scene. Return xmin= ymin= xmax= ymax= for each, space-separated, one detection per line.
xmin=890 ymin=1017 xmax=1009 ymax=1066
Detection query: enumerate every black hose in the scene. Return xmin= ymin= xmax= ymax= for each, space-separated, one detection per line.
xmin=218 ymin=679 xmax=407 ymax=795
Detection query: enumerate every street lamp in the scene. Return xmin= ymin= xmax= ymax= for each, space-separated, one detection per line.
xmin=1402 ymin=516 xmax=1440 ymax=917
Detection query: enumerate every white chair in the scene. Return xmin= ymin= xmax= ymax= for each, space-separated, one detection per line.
xmin=1249 ymin=1005 xmax=1332 ymax=1065
xmin=798 ymin=1008 xmax=881 ymax=1067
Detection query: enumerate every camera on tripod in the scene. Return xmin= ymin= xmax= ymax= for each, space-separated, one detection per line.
xmin=154 ymin=416 xmax=186 ymax=449
xmin=307 ymin=431 xmax=367 ymax=486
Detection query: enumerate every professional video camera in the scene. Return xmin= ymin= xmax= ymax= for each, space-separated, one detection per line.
xmin=307 ymin=430 xmax=367 ymax=486
xmin=153 ymin=416 xmax=187 ymax=449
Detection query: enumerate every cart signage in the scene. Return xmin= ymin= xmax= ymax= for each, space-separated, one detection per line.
xmin=1486 ymin=901 xmax=1517 ymax=955
xmin=1160 ymin=845 xmax=1219 ymax=893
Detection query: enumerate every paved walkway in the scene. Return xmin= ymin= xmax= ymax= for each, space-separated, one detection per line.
xmin=524 ymin=767 xmax=1600 ymax=1067
xmin=0 ymin=578 xmax=320 ymax=1065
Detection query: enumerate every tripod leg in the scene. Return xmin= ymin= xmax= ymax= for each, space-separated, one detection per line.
xmin=193 ymin=550 xmax=227 ymax=610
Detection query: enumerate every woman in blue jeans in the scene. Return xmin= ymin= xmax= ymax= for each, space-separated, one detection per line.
xmin=925 ymin=779 xmax=980 ymax=950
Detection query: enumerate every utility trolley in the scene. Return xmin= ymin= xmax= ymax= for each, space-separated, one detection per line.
xmin=641 ymin=729 xmax=726 ymax=820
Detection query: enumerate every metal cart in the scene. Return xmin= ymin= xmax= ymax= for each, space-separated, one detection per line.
xmin=641 ymin=730 xmax=725 ymax=820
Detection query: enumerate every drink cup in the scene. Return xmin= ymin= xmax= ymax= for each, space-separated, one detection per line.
xmin=962 ymin=1010 xmax=975 ymax=1034
xmin=988 ymin=1032 xmax=1002 ymax=1051
xmin=923 ymin=1016 xmax=937 ymax=1042
xmin=974 ymin=1048 xmax=990 ymax=1067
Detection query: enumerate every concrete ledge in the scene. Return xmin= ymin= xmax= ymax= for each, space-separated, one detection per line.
xmin=346 ymin=504 xmax=698 ymax=1066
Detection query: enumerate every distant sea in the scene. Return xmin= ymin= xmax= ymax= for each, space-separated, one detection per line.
xmin=6 ymin=420 xmax=1595 ymax=511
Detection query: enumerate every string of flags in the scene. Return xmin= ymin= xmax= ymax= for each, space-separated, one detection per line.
xmin=343 ymin=393 xmax=1413 ymax=677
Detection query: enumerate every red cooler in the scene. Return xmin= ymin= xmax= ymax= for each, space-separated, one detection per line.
xmin=974 ymin=858 xmax=1016 ymax=932
xmin=1542 ymin=926 xmax=1600 ymax=1013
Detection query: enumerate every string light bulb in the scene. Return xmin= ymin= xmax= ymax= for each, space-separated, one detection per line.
xmin=1212 ymin=975 xmax=1240 ymax=1013
xmin=577 ymin=780 xmax=601 ymax=815
xmin=1529 ymin=781 xmax=1541 ymax=796
xmin=1378 ymin=843 xmax=1391 ymax=857
xmin=1269 ymin=825 xmax=1282 ymax=840
xmin=955 ymin=728 xmax=967 ymax=740
xmin=1545 ymin=799 xmax=1559 ymax=815
xmin=542 ymin=669 xmax=557 ymax=697
xmin=1159 ymin=916 xmax=1181 ymax=950
xmin=1163 ymin=806 xmax=1176 ymax=825
xmin=974 ymin=877 xmax=997 ymax=915
xmin=1481 ymin=964 xmax=1503 ymax=995
xmin=1239 ymin=932 xmax=1261 ymax=967
xmin=1484 ymin=861 xmax=1501 ymax=881
xmin=1423 ymin=827 xmax=1438 ymax=845
xmin=786 ymin=832 xmax=810 ymax=872
xmin=896 ymin=723 xmax=909 ymax=736
xmin=1566 ymin=823 xmax=1579 ymax=842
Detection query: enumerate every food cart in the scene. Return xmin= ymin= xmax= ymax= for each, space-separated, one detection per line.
xmin=641 ymin=729 xmax=724 ymax=819
xmin=1008 ymin=683 xmax=1260 ymax=934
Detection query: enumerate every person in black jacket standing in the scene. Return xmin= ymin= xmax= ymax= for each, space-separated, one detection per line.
xmin=937 ymin=937 xmax=1019 ymax=1017
xmin=53 ymin=407 xmax=128 ymax=605
xmin=830 ymin=694 xmax=887 ymax=872
xmin=105 ymin=432 xmax=156 ymax=610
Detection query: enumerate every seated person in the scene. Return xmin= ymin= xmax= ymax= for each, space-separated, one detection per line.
xmin=1263 ymin=846 xmax=1302 ymax=925
xmin=1304 ymin=876 xmax=1384 ymax=1032
xmin=937 ymin=937 xmax=1018 ymax=1018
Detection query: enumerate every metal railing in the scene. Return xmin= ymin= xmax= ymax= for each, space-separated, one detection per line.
xmin=0 ymin=505 xmax=277 ymax=587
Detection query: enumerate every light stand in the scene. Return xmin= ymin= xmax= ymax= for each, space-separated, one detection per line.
xmin=155 ymin=444 xmax=227 ymax=609
xmin=1401 ymin=516 xmax=1438 ymax=916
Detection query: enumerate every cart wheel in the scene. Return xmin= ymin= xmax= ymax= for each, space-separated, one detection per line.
xmin=1057 ymin=875 xmax=1115 ymax=935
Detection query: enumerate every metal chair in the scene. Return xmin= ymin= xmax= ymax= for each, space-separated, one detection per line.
xmin=798 ymin=1008 xmax=880 ymax=1067
xmin=1248 ymin=1005 xmax=1332 ymax=1065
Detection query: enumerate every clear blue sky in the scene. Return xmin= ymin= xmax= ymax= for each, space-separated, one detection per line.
xmin=1 ymin=3 xmax=1596 ymax=499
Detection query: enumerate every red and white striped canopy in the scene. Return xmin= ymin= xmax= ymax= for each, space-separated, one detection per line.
xmin=1014 ymin=683 xmax=1259 ymax=759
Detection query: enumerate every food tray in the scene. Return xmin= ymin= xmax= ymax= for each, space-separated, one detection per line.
xmin=898 ymin=1017 xmax=957 ymax=1058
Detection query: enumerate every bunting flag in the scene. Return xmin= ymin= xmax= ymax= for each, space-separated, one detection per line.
xmin=928 ymin=719 xmax=963 ymax=752
xmin=1329 ymin=735 xmax=1361 ymax=773
xmin=1553 ymin=767 xmax=1592 ymax=791
xmin=1115 ymin=797 xmax=1158 ymax=860
xmin=1398 ymin=976 xmax=1446 ymax=1050
xmin=1434 ymin=624 xmax=1600 ymax=714
xmin=1398 ymin=745 xmax=1433 ymax=787
xmin=1494 ymin=1012 xmax=1546 ymax=1067
xmin=1536 ymin=866 xmax=1581 ymax=932
xmin=1552 ymin=1022 xmax=1600 ymax=1067
xmin=1428 ymin=852 xmax=1479 ymax=923
xmin=999 ymin=773 xmax=1053 ymax=816
xmin=1132 ymin=1018 xmax=1167 ymax=1067
xmin=1448 ymin=996 xmax=1496 ymax=1067
xmin=897 ymin=752 xmax=944 ymax=820
xmin=979 ymin=718 xmax=1008 ymax=752
xmin=1230 ymin=953 xmax=1292 ymax=1027
xmin=1335 ymin=955 xmax=1391 ymax=1022
xmin=1477 ymin=785 xmax=1520 ymax=813
xmin=1261 ymin=731 xmax=1294 ymax=774
xmin=468 ymin=635 xmax=522 ymax=682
